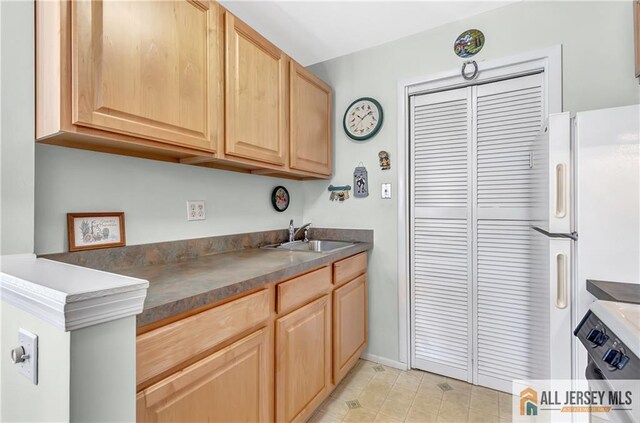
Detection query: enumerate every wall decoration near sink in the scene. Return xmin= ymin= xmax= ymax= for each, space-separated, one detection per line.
xmin=67 ymin=212 xmax=126 ymax=252
xmin=353 ymin=165 xmax=369 ymax=198
xmin=328 ymin=185 xmax=351 ymax=202
xmin=343 ymin=97 xmax=383 ymax=141
xmin=455 ymin=29 xmax=484 ymax=80
xmin=378 ymin=151 xmax=390 ymax=170
xmin=454 ymin=29 xmax=485 ymax=58
xmin=271 ymin=186 xmax=290 ymax=212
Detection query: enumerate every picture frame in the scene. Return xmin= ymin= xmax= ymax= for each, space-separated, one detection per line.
xmin=67 ymin=212 xmax=126 ymax=252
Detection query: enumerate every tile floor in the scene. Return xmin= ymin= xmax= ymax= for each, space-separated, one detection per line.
xmin=308 ymin=360 xmax=513 ymax=423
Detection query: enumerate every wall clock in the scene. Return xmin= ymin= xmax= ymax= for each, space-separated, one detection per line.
xmin=343 ymin=97 xmax=383 ymax=141
xmin=271 ymin=186 xmax=290 ymax=212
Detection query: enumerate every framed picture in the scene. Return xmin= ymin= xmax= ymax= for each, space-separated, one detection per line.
xmin=67 ymin=212 xmax=126 ymax=252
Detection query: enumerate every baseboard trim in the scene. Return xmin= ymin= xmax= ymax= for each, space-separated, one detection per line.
xmin=360 ymin=353 xmax=408 ymax=371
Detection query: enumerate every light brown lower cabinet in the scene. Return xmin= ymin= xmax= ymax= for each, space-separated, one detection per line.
xmin=276 ymin=295 xmax=332 ymax=423
xmin=136 ymin=253 xmax=368 ymax=423
xmin=333 ymin=274 xmax=368 ymax=384
xmin=137 ymin=328 xmax=271 ymax=422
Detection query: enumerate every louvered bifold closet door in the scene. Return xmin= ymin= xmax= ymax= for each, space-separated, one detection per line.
xmin=410 ymin=87 xmax=472 ymax=382
xmin=472 ymin=73 xmax=550 ymax=392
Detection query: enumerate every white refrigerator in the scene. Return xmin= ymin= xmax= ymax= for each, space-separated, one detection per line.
xmin=574 ymin=104 xmax=640 ymax=377
xmin=538 ymin=104 xmax=640 ymax=381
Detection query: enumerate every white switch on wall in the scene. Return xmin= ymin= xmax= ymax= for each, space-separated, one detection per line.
xmin=381 ymin=183 xmax=392 ymax=199
xmin=186 ymin=200 xmax=206 ymax=221
xmin=11 ymin=328 xmax=38 ymax=385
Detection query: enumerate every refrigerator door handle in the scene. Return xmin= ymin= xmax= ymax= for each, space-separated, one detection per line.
xmin=554 ymin=163 xmax=567 ymax=218
xmin=531 ymin=226 xmax=578 ymax=241
xmin=555 ymin=253 xmax=568 ymax=309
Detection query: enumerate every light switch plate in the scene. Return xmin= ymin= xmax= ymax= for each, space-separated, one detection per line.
xmin=186 ymin=200 xmax=206 ymax=221
xmin=18 ymin=328 xmax=38 ymax=385
xmin=381 ymin=183 xmax=392 ymax=199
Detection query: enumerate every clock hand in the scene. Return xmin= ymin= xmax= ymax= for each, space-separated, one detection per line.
xmin=354 ymin=112 xmax=375 ymax=131
xmin=356 ymin=111 xmax=372 ymax=124
xmin=354 ymin=111 xmax=373 ymax=128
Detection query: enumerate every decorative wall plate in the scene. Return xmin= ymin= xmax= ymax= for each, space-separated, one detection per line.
xmin=353 ymin=166 xmax=369 ymax=198
xmin=343 ymin=97 xmax=383 ymax=141
xmin=454 ymin=29 xmax=485 ymax=58
xmin=271 ymin=186 xmax=290 ymax=212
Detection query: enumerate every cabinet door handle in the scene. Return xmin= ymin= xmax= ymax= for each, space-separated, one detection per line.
xmin=556 ymin=253 xmax=568 ymax=309
xmin=555 ymin=163 xmax=566 ymax=218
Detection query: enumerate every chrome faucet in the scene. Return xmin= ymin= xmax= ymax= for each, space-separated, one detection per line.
xmin=294 ymin=223 xmax=312 ymax=242
xmin=288 ymin=220 xmax=312 ymax=242
xmin=288 ymin=219 xmax=295 ymax=242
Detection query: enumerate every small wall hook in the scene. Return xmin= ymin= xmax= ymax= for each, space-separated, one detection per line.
xmin=461 ymin=60 xmax=479 ymax=80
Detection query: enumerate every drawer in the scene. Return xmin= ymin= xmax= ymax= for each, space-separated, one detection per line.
xmin=137 ymin=289 xmax=270 ymax=386
xmin=333 ymin=252 xmax=367 ymax=287
xmin=277 ymin=266 xmax=331 ymax=314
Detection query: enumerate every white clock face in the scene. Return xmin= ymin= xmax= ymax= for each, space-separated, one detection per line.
xmin=344 ymin=99 xmax=382 ymax=140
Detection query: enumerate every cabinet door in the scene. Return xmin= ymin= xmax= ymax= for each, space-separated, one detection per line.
xmin=225 ymin=12 xmax=287 ymax=166
xmin=290 ymin=61 xmax=332 ymax=175
xmin=276 ymin=295 xmax=331 ymax=423
xmin=72 ymin=0 xmax=221 ymax=151
xmin=333 ymin=274 xmax=368 ymax=384
xmin=137 ymin=328 xmax=271 ymax=423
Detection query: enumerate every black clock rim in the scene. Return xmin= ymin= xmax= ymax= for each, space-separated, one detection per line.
xmin=343 ymin=97 xmax=384 ymax=141
xmin=271 ymin=186 xmax=290 ymax=212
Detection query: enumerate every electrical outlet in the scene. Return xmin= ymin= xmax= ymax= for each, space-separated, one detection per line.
xmin=186 ymin=200 xmax=206 ymax=221
xmin=381 ymin=183 xmax=392 ymax=199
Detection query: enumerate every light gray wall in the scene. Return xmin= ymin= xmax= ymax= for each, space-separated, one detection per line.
xmin=70 ymin=317 xmax=136 ymax=422
xmin=35 ymin=145 xmax=304 ymax=254
xmin=1 ymin=2 xmax=40 ymax=419
xmin=1 ymin=0 xmax=35 ymax=255
xmin=306 ymin=0 xmax=640 ymax=363
xmin=1 ymin=302 xmax=71 ymax=423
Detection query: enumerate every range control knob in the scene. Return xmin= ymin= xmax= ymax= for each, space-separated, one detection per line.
xmin=587 ymin=329 xmax=609 ymax=346
xmin=616 ymin=355 xmax=630 ymax=370
xmin=602 ymin=348 xmax=628 ymax=369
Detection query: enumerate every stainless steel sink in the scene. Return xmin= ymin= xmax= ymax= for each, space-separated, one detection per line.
xmin=263 ymin=240 xmax=355 ymax=253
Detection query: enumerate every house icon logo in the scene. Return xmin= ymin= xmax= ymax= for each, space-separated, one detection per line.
xmin=520 ymin=387 xmax=538 ymax=416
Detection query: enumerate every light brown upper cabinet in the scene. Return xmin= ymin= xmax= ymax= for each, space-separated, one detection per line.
xmin=36 ymin=1 xmax=333 ymax=177
xmin=289 ymin=61 xmax=332 ymax=176
xmin=36 ymin=0 xmax=223 ymax=160
xmin=224 ymin=12 xmax=287 ymax=167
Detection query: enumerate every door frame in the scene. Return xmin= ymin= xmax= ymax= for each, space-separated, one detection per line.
xmin=396 ymin=45 xmax=563 ymax=369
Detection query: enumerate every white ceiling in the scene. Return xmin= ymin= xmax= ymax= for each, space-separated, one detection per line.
xmin=219 ymin=1 xmax=513 ymax=66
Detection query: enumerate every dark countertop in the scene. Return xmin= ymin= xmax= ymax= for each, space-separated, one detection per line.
xmin=123 ymin=242 xmax=371 ymax=327
xmin=587 ymin=280 xmax=640 ymax=305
